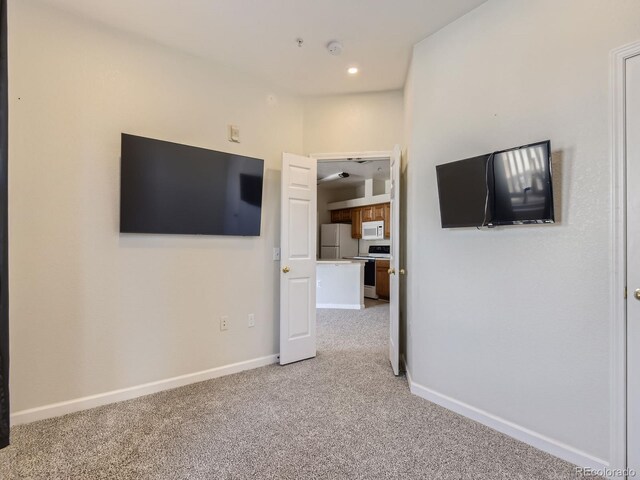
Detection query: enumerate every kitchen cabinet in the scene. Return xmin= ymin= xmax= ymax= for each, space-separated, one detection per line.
xmin=384 ymin=203 xmax=391 ymax=238
xmin=330 ymin=208 xmax=351 ymax=223
xmin=361 ymin=204 xmax=385 ymax=223
xmin=373 ymin=204 xmax=385 ymax=221
xmin=361 ymin=206 xmax=374 ymax=222
xmin=376 ymin=259 xmax=390 ymax=300
xmin=351 ymin=208 xmax=362 ymax=239
xmin=330 ymin=202 xmax=390 ymax=239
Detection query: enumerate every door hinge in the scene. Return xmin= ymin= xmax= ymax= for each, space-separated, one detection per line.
xmin=624 ymin=286 xmax=627 ymax=299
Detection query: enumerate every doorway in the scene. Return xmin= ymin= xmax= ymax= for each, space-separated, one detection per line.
xmin=279 ymin=147 xmax=402 ymax=375
xmin=315 ymin=155 xmax=392 ymax=360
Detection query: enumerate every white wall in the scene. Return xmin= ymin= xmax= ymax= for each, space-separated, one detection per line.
xmin=303 ymin=91 xmax=403 ymax=154
xmin=404 ymin=0 xmax=640 ymax=464
xmin=9 ymin=0 xmax=303 ymax=413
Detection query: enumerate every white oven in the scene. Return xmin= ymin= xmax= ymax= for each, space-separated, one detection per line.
xmin=362 ymin=221 xmax=384 ymax=240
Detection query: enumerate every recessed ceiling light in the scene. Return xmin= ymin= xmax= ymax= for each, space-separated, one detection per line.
xmin=347 ymin=67 xmax=359 ymax=75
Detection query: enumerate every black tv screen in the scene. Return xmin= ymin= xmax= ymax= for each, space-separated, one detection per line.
xmin=436 ymin=153 xmax=491 ymax=228
xmin=436 ymin=140 xmax=554 ymax=228
xmin=491 ymin=140 xmax=554 ymax=225
xmin=120 ymin=134 xmax=264 ymax=236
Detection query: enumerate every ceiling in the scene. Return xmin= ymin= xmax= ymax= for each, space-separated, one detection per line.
xmin=39 ymin=0 xmax=486 ymax=95
xmin=318 ymin=159 xmax=389 ymax=189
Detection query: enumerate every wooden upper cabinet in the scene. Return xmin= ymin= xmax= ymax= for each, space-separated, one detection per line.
xmin=330 ymin=208 xmax=351 ymax=223
xmin=373 ymin=204 xmax=385 ymax=221
xmin=361 ymin=204 xmax=386 ymax=222
xmin=362 ymin=206 xmax=374 ymax=222
xmin=351 ymin=208 xmax=362 ymax=239
xmin=329 ymin=202 xmax=389 ymax=239
xmin=384 ymin=203 xmax=391 ymax=238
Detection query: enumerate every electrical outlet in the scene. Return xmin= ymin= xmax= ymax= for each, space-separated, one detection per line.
xmin=273 ymin=247 xmax=281 ymax=261
xmin=220 ymin=315 xmax=229 ymax=331
xmin=248 ymin=313 xmax=255 ymax=328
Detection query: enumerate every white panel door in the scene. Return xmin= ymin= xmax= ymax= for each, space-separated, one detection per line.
xmin=280 ymin=153 xmax=317 ymax=365
xmin=627 ymin=53 xmax=640 ymax=474
xmin=389 ymin=145 xmax=402 ymax=375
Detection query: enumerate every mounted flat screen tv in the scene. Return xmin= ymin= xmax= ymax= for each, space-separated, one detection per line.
xmin=120 ymin=134 xmax=264 ymax=236
xmin=435 ymin=154 xmax=491 ymax=228
xmin=436 ymin=140 xmax=554 ymax=228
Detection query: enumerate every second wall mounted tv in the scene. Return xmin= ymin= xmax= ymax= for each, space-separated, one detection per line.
xmin=120 ymin=134 xmax=264 ymax=236
xmin=436 ymin=140 xmax=554 ymax=228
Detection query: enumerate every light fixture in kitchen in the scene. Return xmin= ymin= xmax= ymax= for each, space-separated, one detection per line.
xmin=317 ymin=172 xmax=350 ymax=184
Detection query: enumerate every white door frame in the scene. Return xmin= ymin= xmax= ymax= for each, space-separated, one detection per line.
xmin=311 ymin=149 xmax=401 ymax=373
xmin=311 ymin=151 xmax=393 ymax=163
xmin=611 ymin=39 xmax=640 ymax=473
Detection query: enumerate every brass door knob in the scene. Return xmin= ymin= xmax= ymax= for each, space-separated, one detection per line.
xmin=400 ymin=269 xmax=406 ymax=275
xmin=635 ymin=288 xmax=640 ymax=300
xmin=388 ymin=268 xmax=395 ymax=275
xmin=282 ymin=266 xmax=290 ymax=273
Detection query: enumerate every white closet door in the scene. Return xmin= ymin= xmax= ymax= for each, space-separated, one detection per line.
xmin=627 ymin=52 xmax=640 ymax=474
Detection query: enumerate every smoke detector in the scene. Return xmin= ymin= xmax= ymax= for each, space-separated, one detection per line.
xmin=327 ymin=41 xmax=343 ymax=56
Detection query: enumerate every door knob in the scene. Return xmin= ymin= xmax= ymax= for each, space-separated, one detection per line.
xmin=635 ymin=288 xmax=640 ymax=300
xmin=388 ymin=268 xmax=395 ymax=275
xmin=400 ymin=269 xmax=406 ymax=275
xmin=282 ymin=266 xmax=290 ymax=273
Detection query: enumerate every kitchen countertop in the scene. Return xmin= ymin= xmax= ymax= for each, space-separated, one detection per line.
xmin=316 ymin=259 xmax=365 ymax=265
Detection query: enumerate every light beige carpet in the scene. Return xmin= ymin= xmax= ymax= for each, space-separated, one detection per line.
xmin=0 ymin=300 xmax=584 ymax=479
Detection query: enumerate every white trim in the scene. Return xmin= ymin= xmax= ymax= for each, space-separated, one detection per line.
xmin=610 ymin=39 xmax=640 ymax=473
xmin=11 ymin=354 xmax=279 ymax=425
xmin=316 ymin=303 xmax=364 ymax=310
xmin=327 ymin=194 xmax=391 ymax=211
xmin=310 ymin=150 xmax=392 ymax=162
xmin=404 ymin=363 xmax=608 ymax=472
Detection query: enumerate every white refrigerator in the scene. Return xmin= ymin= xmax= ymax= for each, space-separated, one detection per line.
xmin=320 ymin=224 xmax=358 ymax=259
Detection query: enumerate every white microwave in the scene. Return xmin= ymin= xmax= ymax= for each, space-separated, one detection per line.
xmin=362 ymin=221 xmax=384 ymax=240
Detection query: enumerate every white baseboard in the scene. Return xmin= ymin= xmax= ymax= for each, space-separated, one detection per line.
xmin=316 ymin=303 xmax=364 ymax=310
xmin=404 ymin=362 xmax=608 ymax=472
xmin=11 ymin=354 xmax=279 ymax=426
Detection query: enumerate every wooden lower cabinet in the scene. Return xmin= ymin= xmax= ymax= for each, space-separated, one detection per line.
xmin=376 ymin=259 xmax=390 ymax=300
